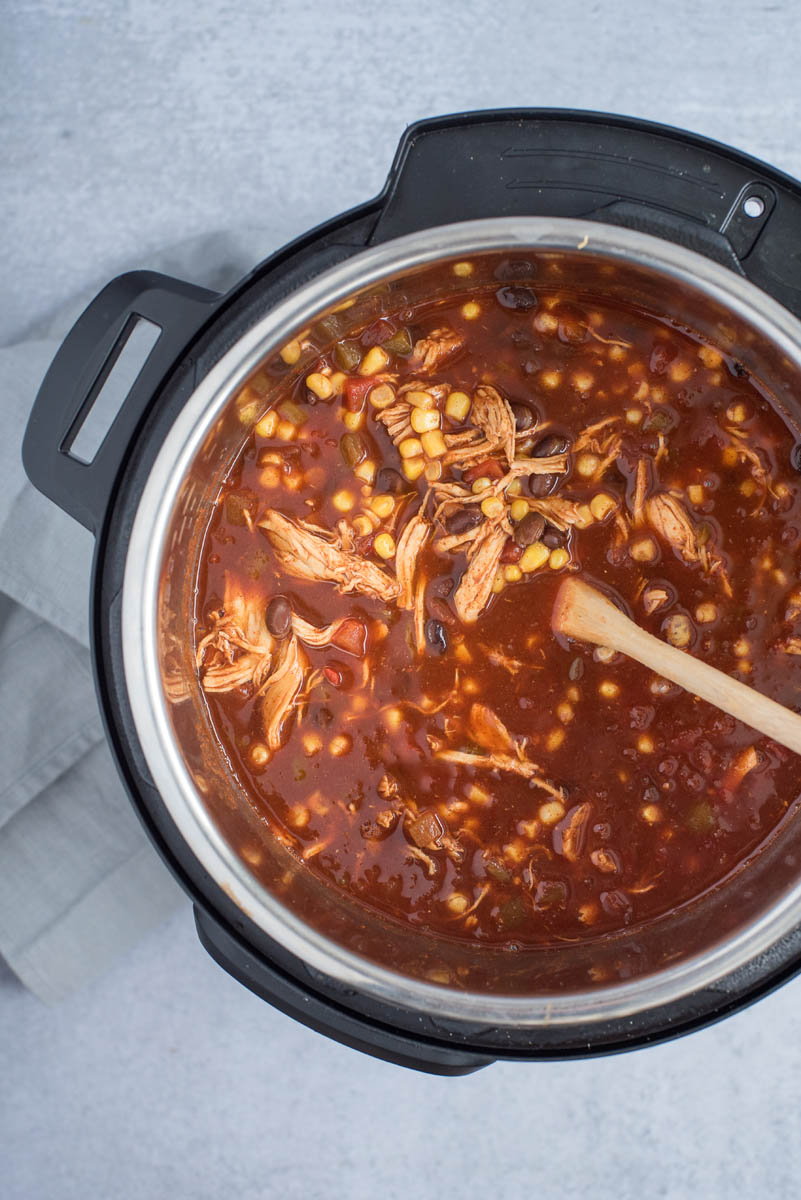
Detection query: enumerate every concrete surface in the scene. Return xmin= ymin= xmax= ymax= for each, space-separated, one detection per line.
xmin=5 ymin=0 xmax=801 ymax=1196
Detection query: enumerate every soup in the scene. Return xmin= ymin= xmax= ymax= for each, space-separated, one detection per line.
xmin=192 ymin=258 xmax=801 ymax=950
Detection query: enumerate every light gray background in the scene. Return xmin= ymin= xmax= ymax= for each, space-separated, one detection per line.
xmin=4 ymin=1 xmax=801 ymax=1197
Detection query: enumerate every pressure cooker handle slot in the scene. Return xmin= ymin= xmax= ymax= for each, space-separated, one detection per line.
xmin=22 ymin=271 xmax=218 ymax=535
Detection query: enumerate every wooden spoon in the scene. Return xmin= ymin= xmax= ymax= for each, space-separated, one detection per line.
xmin=553 ymin=576 xmax=801 ymax=756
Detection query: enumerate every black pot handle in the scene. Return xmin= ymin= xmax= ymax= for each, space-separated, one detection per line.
xmin=22 ymin=271 xmax=219 ymax=535
xmin=194 ymin=906 xmax=494 ymax=1076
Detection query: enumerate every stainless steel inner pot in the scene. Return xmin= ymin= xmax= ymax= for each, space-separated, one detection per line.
xmin=121 ymin=216 xmax=801 ymax=1027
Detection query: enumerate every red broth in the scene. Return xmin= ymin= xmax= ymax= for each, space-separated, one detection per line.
xmin=193 ymin=266 xmax=801 ymax=949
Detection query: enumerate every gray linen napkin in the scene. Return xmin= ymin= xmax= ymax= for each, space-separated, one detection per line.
xmin=0 ymin=228 xmax=285 ymax=1001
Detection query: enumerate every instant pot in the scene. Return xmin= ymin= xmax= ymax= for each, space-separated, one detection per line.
xmin=22 ymin=110 xmax=801 ymax=1074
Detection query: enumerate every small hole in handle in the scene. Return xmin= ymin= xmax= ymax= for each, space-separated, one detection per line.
xmin=743 ymin=195 xmax=766 ymax=219
xmin=66 ymin=317 xmax=161 ymax=464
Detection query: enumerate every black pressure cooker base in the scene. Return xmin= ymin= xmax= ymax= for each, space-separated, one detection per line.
xmin=26 ymin=109 xmax=801 ymax=1073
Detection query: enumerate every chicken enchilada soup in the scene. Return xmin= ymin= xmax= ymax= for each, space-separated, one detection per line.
xmin=191 ymin=255 xmax=801 ymax=951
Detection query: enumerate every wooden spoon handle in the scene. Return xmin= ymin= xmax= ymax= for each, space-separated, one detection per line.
xmin=553 ymin=577 xmax=801 ymax=756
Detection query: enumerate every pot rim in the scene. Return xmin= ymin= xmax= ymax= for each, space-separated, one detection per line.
xmin=122 ymin=216 xmax=801 ymax=1027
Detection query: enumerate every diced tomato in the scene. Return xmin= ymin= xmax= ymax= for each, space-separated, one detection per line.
xmin=332 ymin=618 xmax=368 ymax=658
xmin=343 ymin=376 xmax=374 ymax=412
xmin=462 ymin=459 xmax=504 ymax=483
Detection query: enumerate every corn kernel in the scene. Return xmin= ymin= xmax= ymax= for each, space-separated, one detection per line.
xmin=445 ymin=390 xmax=472 ymax=422
xmin=698 ymin=345 xmax=722 ymax=368
xmin=383 ymin=707 xmax=402 ymax=732
xmin=641 ymin=804 xmax=662 ymax=824
xmin=590 ymin=492 xmax=616 ymax=520
xmin=302 ymin=732 xmax=323 ymax=756
xmin=546 ymin=728 xmax=566 ymax=752
xmin=402 ymin=456 xmax=426 ymax=482
xmin=727 ymin=401 xmax=749 ymax=423
xmin=669 ymin=359 xmax=693 ymax=382
xmin=722 ymin=446 xmax=739 ymax=468
xmin=520 ymin=541 xmax=549 ymax=572
xmin=259 ymin=466 xmax=282 ymax=489
xmin=280 ymin=339 xmax=302 ymax=365
xmin=452 ymin=260 xmax=474 ymax=277
xmin=371 ymin=493 xmax=394 ymax=519
xmin=599 ymin=680 xmax=620 ymax=699
xmin=352 ymin=515 xmax=373 ymax=537
xmin=329 ymin=734 xmax=353 ymax=757
xmin=557 ymin=701 xmax=574 ymax=723
xmin=534 ymin=311 xmax=559 ymax=334
xmin=481 ymin=495 xmax=505 ymax=520
xmin=421 ymin=429 xmax=447 ymax=458
xmin=471 ymin=476 xmax=491 ymax=494
xmin=633 ymin=380 xmax=650 ymax=403
xmin=424 ymin=460 xmax=442 ymax=482
xmin=374 ymin=532 xmax=396 ymax=559
xmin=665 ymin=613 xmax=692 ymax=648
xmin=399 ymin=437 xmax=423 ymax=459
xmin=696 ymin=602 xmax=717 ymax=623
xmin=249 ymin=742 xmax=270 ymax=767
xmin=277 ymin=420 xmax=297 ymax=441
xmin=572 ymin=370 xmax=594 ymax=393
xmin=539 ymin=800 xmax=566 ymax=824
xmin=575 ymin=504 xmax=594 ymax=529
xmin=446 ymin=892 xmax=470 ymax=915
xmin=369 ymin=383 xmax=395 ymax=409
xmin=576 ymin=452 xmax=600 ymax=477
xmin=255 ymin=410 xmax=279 ymax=438
xmin=733 ymin=637 xmax=750 ymax=657
xmin=405 ymin=389 xmax=435 ymax=410
xmin=467 ymin=783 xmax=491 ymax=805
xmin=539 ymin=369 xmax=562 ymax=389
xmin=288 ymin=804 xmax=310 ymax=828
xmin=687 ymin=483 xmax=705 ymax=506
xmin=567 ymin=685 xmax=580 ymax=703
xmin=740 ymin=479 xmax=757 ymax=497
xmin=343 ymin=409 xmax=365 ymax=432
xmin=329 ymin=371 xmax=346 ymax=395
xmin=510 ymin=498 xmax=530 ymax=522
xmin=504 ymin=563 xmax=523 ymax=583
xmin=411 ymin=407 xmax=441 ymax=433
xmin=332 ymin=489 xmax=355 ymax=513
xmin=461 ymin=301 xmax=481 ymax=319
xmin=359 ymin=346 xmax=389 ymax=376
xmin=353 ymin=459 xmax=376 ymax=485
xmin=637 ymin=734 xmax=655 ymax=754
xmin=306 ymin=372 xmax=332 ymax=400
xmin=491 ymin=571 xmax=505 ymax=594
xmin=549 ymin=547 xmax=569 ymax=570
xmin=608 ymin=343 xmax=627 ymax=361
xmin=630 ymin=535 xmax=657 ymax=562
xmin=506 ymin=478 xmax=523 ymax=497
xmin=626 ymin=407 xmax=643 ymax=425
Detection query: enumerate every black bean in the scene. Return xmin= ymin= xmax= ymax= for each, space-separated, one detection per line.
xmin=513 ymin=511 xmax=546 ymax=547
xmin=425 ymin=619 xmax=449 ymax=655
xmin=527 ymin=472 xmax=559 ymax=498
xmin=430 ymin=576 xmax=454 ymax=598
xmin=266 ymin=595 xmax=292 ymax=639
xmin=568 ymin=657 xmax=584 ymax=681
xmin=445 ymin=507 xmax=482 ymax=535
xmin=494 ymin=258 xmax=536 ymax=281
xmin=533 ymin=433 xmax=570 ymax=458
xmin=375 ymin=466 xmax=405 ymax=495
xmin=426 ymin=596 xmax=457 ymax=628
xmin=542 ymin=525 xmax=565 ymax=549
xmin=510 ymin=402 xmax=536 ymax=433
xmin=792 ymin=444 xmax=801 ymax=474
xmin=496 ymin=285 xmax=538 ymax=311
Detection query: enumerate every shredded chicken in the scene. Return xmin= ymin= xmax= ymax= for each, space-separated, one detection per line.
xmin=409 ymin=326 xmax=465 ymax=372
xmin=436 ymin=749 xmax=564 ymax=796
xmin=527 ymin=496 xmax=586 ymax=531
xmin=453 ymin=520 xmax=508 ymax=624
xmin=631 ymin=458 xmax=649 ymax=526
xmin=468 ymin=702 xmax=517 ymax=755
xmin=779 ymin=637 xmax=801 ymax=655
xmin=376 ymin=400 xmax=413 ymax=446
xmin=554 ymin=802 xmax=592 ymax=863
xmin=646 ymin=492 xmax=732 ymax=595
xmin=721 ymin=745 xmax=759 ymax=794
xmin=261 ymin=634 xmax=307 ymax=751
xmin=291 ymin=613 xmax=362 ymax=649
xmin=259 ymin=509 xmax=399 ymax=603
xmin=470 ymin=384 xmax=517 ymax=467
xmin=196 ymin=573 xmax=274 ymax=692
xmin=395 ymin=513 xmax=431 ymax=609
